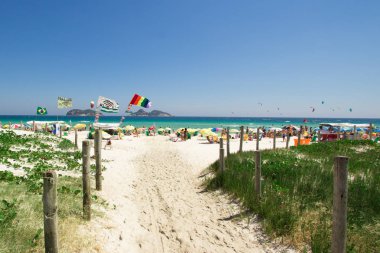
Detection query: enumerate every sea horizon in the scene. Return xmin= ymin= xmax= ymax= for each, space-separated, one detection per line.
xmin=1 ymin=115 xmax=379 ymax=129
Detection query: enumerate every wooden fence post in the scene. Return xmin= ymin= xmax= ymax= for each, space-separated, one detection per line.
xmin=75 ymin=129 xmax=78 ymax=148
xmin=318 ymin=130 xmax=321 ymax=142
xmin=219 ymin=138 xmax=225 ymax=173
xmin=369 ymin=123 xmax=373 ymax=141
xmin=45 ymin=123 xmax=48 ymax=132
xmin=353 ymin=125 xmax=357 ymax=140
xmin=332 ymin=156 xmax=349 ymax=253
xmin=43 ymin=171 xmax=58 ymax=253
xmin=82 ymin=140 xmax=91 ymax=220
xmin=9 ymin=121 xmax=11 ymax=130
xmin=256 ymin=128 xmax=260 ymax=151
xmin=95 ymin=129 xmax=102 ymax=191
xmin=239 ymin=126 xmax=244 ymax=153
xmin=273 ymin=130 xmax=276 ymax=150
xmin=286 ymin=132 xmax=290 ymax=149
xmin=33 ymin=120 xmax=36 ymax=132
xmin=337 ymin=127 xmax=341 ymax=141
xmin=59 ymin=127 xmax=62 ymax=138
xmin=226 ymin=127 xmax=230 ymax=157
xmin=297 ymin=127 xmax=301 ymax=147
xmin=254 ymin=151 xmax=262 ymax=199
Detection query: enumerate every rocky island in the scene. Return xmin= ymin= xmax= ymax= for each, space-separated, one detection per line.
xmin=66 ymin=109 xmax=102 ymax=116
xmin=128 ymin=109 xmax=172 ymax=117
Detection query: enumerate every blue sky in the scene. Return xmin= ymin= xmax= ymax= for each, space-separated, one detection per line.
xmin=0 ymin=0 xmax=379 ymax=117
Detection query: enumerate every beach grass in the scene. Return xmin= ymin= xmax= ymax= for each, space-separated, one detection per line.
xmin=0 ymin=131 xmax=99 ymax=252
xmin=206 ymin=140 xmax=380 ymax=252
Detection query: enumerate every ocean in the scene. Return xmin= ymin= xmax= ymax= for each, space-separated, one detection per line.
xmin=1 ymin=115 xmax=379 ymax=130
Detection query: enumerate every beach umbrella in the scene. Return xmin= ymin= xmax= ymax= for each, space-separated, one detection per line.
xmin=268 ymin=127 xmax=282 ymax=132
xmin=102 ymin=131 xmax=111 ymax=139
xmin=74 ymin=123 xmax=86 ymax=130
xmin=125 ymin=125 xmax=135 ymax=131
xmin=199 ymin=128 xmax=212 ymax=135
xmin=249 ymin=128 xmax=263 ymax=133
xmin=211 ymin=127 xmax=222 ymax=132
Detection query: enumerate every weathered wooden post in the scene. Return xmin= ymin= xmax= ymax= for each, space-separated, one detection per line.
xmin=353 ymin=125 xmax=357 ymax=140
xmin=256 ymin=128 xmax=260 ymax=151
xmin=43 ymin=171 xmax=58 ymax=253
xmin=8 ymin=121 xmax=11 ymax=130
xmin=226 ymin=127 xmax=230 ymax=157
xmin=239 ymin=126 xmax=244 ymax=153
xmin=273 ymin=130 xmax=276 ymax=150
xmin=95 ymin=129 xmax=102 ymax=190
xmin=297 ymin=127 xmax=301 ymax=147
xmin=33 ymin=120 xmax=36 ymax=132
xmin=337 ymin=127 xmax=341 ymax=141
xmin=332 ymin=156 xmax=349 ymax=253
xmin=219 ymin=138 xmax=225 ymax=173
xmin=45 ymin=123 xmax=48 ymax=132
xmin=82 ymin=140 xmax=91 ymax=220
xmin=318 ymin=130 xmax=321 ymax=142
xmin=254 ymin=151 xmax=261 ymax=198
xmin=369 ymin=123 xmax=373 ymax=141
xmin=59 ymin=127 xmax=62 ymax=138
xmin=286 ymin=132 xmax=290 ymax=149
xmin=74 ymin=129 xmax=78 ymax=148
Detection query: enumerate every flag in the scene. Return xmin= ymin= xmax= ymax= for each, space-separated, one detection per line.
xmin=127 ymin=94 xmax=152 ymax=111
xmin=97 ymin=96 xmax=119 ymax=113
xmin=57 ymin=97 xmax=73 ymax=108
xmin=37 ymin=107 xmax=48 ymax=115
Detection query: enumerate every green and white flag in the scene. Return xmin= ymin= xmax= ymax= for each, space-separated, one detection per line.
xmin=57 ymin=97 xmax=73 ymax=108
xmin=97 ymin=96 xmax=119 ymax=113
xmin=37 ymin=107 xmax=48 ymax=115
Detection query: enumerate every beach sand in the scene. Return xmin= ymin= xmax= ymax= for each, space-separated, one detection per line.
xmin=65 ymin=131 xmax=296 ymax=253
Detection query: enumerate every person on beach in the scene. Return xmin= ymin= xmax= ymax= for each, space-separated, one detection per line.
xmin=180 ymin=129 xmax=185 ymax=141
xmin=282 ymin=130 xmax=286 ymax=141
xmin=104 ymin=139 xmax=112 ymax=149
xmin=184 ymin=128 xmax=188 ymax=141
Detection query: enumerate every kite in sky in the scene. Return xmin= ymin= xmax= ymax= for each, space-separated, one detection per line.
xmin=310 ymin=106 xmax=315 ymax=112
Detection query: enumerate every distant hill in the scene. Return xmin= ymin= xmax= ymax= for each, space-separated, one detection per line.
xmin=129 ymin=109 xmax=172 ymax=117
xmin=66 ymin=109 xmax=102 ymax=116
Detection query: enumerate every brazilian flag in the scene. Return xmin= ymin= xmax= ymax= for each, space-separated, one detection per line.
xmin=37 ymin=107 xmax=48 ymax=115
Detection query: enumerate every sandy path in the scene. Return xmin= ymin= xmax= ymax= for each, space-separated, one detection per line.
xmin=133 ymin=137 xmax=292 ymax=253
xmin=76 ymin=134 xmax=296 ymax=253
